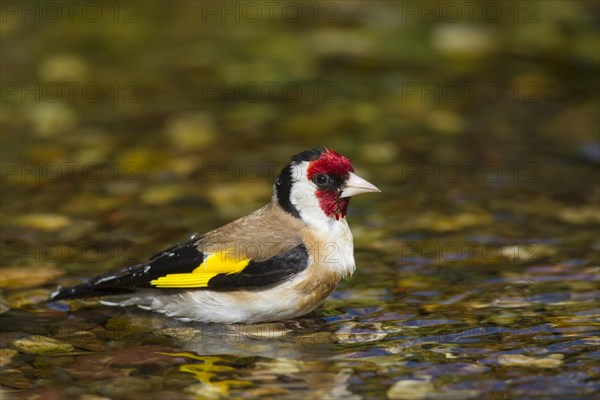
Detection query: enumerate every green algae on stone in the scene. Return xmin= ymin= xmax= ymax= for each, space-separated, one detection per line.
xmin=11 ymin=335 xmax=74 ymax=354
xmin=33 ymin=354 xmax=75 ymax=368
xmin=58 ymin=331 xmax=104 ymax=352
xmin=0 ymin=368 xmax=32 ymax=390
xmin=103 ymin=316 xmax=152 ymax=341
xmin=5 ymin=289 xmax=54 ymax=309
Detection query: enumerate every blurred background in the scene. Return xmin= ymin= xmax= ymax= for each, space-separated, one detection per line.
xmin=1 ymin=1 xmax=598 ymax=251
xmin=1 ymin=1 xmax=599 ymax=398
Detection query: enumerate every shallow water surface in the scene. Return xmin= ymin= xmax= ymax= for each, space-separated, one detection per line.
xmin=1 ymin=226 xmax=598 ymax=399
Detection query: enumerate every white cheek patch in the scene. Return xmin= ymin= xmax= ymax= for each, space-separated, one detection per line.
xmin=289 ymin=162 xmax=333 ymax=231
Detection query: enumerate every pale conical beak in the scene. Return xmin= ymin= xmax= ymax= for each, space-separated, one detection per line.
xmin=341 ymin=172 xmax=381 ymax=198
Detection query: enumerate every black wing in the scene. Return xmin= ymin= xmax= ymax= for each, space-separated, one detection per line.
xmin=207 ymin=244 xmax=308 ymax=288
xmin=49 ymin=237 xmax=309 ymax=301
xmin=49 ymin=237 xmax=204 ymax=300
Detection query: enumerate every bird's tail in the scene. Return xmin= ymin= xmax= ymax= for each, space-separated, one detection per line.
xmin=49 ymin=283 xmax=133 ymax=302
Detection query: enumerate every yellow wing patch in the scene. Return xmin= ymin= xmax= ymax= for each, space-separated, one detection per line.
xmin=150 ymin=251 xmax=250 ymax=288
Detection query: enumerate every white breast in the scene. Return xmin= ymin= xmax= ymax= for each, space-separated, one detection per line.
xmin=309 ymin=217 xmax=356 ymax=278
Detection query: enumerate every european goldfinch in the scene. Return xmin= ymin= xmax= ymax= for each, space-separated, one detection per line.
xmin=50 ymin=148 xmax=380 ymax=323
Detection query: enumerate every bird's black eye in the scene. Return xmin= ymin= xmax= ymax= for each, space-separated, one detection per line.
xmin=312 ymin=174 xmax=331 ymax=188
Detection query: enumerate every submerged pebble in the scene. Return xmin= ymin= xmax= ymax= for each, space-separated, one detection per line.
xmin=58 ymin=331 xmax=104 ymax=352
xmin=13 ymin=213 xmax=72 ymax=231
xmin=0 ymin=348 xmax=18 ymax=367
xmin=497 ymin=354 xmax=564 ymax=369
xmin=0 ymin=368 xmax=32 ymax=390
xmin=388 ymin=379 xmax=435 ymax=400
xmin=0 ymin=266 xmax=64 ymax=289
xmin=11 ymin=335 xmax=75 ymax=354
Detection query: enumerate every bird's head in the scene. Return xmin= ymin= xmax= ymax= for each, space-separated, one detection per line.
xmin=275 ymin=147 xmax=380 ymax=227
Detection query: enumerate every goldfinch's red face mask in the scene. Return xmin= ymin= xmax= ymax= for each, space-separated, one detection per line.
xmin=306 ymin=149 xmax=355 ymax=220
xmin=278 ymin=148 xmax=380 ymax=222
